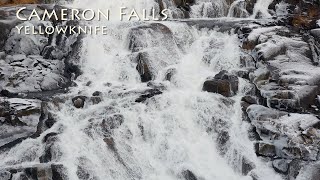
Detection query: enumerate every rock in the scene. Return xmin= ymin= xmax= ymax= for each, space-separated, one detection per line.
xmin=242 ymin=157 xmax=255 ymax=175
xmin=72 ymin=96 xmax=87 ymax=108
xmin=311 ymin=29 xmax=320 ymax=39
xmin=296 ymin=162 xmax=320 ymax=180
xmin=40 ymin=132 xmax=58 ymax=163
xmin=5 ymin=21 xmax=49 ymax=56
xmin=92 ymin=91 xmax=102 ymax=96
xmin=216 ymin=130 xmax=230 ymax=154
xmin=209 ymin=117 xmax=231 ymax=155
xmin=104 ymin=137 xmax=115 ymax=151
xmin=0 ymin=170 xmax=10 ymax=180
xmin=0 ymin=98 xmax=41 ymax=150
xmin=203 ymin=70 xmax=239 ymax=97
xmin=247 ymin=125 xmax=261 ymax=141
xmin=101 ymin=114 xmax=124 ymax=131
xmin=203 ymin=81 xmax=233 ymax=97
xmin=45 ymin=113 xmax=56 ymax=128
xmin=281 ymin=146 xmax=302 ymax=159
xmin=0 ymin=19 xmax=20 ymax=52
xmin=90 ymin=96 xmax=102 ymax=105
xmin=241 ymin=101 xmax=251 ymax=114
xmin=272 ymin=159 xmax=290 ymax=174
xmin=2 ymin=164 xmax=67 ymax=180
xmin=242 ymin=96 xmax=257 ymax=104
xmin=236 ymin=70 xmax=250 ymax=80
xmin=51 ymin=164 xmax=66 ymax=180
xmin=0 ymin=5 xmax=81 ymax=94
xmin=0 ymin=55 xmax=68 ymax=93
xmin=164 ymin=68 xmax=177 ymax=81
xmin=240 ymin=53 xmax=256 ymax=68
xmin=128 ymin=23 xmax=179 ymax=82
xmin=288 ymin=159 xmax=305 ymax=180
xmin=181 ymin=170 xmax=197 ymax=180
xmin=248 ymin=104 xmax=320 ymax=161
xmin=136 ymin=52 xmax=152 ymax=82
xmin=247 ymin=105 xmax=288 ymax=122
xmin=255 ymin=142 xmax=276 ymax=157
xmin=135 ymin=89 xmax=162 ymax=103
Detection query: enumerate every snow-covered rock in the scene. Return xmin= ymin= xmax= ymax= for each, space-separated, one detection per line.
xmin=0 ymin=98 xmax=41 ymax=150
xmin=247 ymin=105 xmax=320 ymax=161
xmin=5 ymin=21 xmax=49 ymax=55
xmin=0 ymin=55 xmax=67 ymax=93
xmin=241 ymin=25 xmax=320 ymax=113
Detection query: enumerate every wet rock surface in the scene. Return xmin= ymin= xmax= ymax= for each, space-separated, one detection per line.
xmin=1 ymin=164 xmax=67 ymax=180
xmin=203 ymin=70 xmax=239 ymax=97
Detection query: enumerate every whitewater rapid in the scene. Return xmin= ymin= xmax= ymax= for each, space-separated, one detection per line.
xmin=48 ymin=0 xmax=281 ymax=179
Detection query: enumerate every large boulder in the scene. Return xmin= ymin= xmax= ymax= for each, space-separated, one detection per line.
xmin=255 ymin=142 xmax=276 ymax=157
xmin=128 ymin=23 xmax=179 ymax=82
xmin=203 ymin=70 xmax=239 ymax=97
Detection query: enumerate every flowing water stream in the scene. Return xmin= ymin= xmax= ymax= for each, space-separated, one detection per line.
xmin=0 ymin=0 xmax=285 ymax=180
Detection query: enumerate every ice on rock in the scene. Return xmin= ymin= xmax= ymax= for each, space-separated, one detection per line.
xmin=247 ymin=26 xmax=285 ymax=42
xmin=275 ymin=2 xmax=289 ymax=17
xmin=0 ymin=98 xmax=41 ymax=149
xmin=247 ymin=105 xmax=320 ymax=160
xmin=247 ymin=26 xmax=320 ymax=112
xmin=247 ymin=104 xmax=288 ymax=122
xmin=5 ymin=21 xmax=50 ymax=56
xmin=0 ymin=55 xmax=67 ymax=93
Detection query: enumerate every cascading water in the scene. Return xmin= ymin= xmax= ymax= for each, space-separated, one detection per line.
xmin=189 ymin=0 xmax=229 ymax=18
xmin=251 ymin=0 xmax=274 ymax=18
xmin=0 ymin=0 xmax=287 ymax=180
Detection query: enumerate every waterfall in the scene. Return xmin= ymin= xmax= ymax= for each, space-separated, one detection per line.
xmin=0 ymin=0 xmax=285 ymax=180
xmin=227 ymin=0 xmax=249 ymax=18
xmin=251 ymin=0 xmax=274 ymax=18
xmin=50 ymin=0 xmax=281 ymax=179
xmin=190 ymin=0 xmax=229 ymax=18
xmin=52 ymin=20 xmax=278 ymax=179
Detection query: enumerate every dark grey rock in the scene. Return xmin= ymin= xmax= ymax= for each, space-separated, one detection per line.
xmin=242 ymin=157 xmax=255 ymax=175
xmin=92 ymin=91 xmax=102 ymax=96
xmin=72 ymin=96 xmax=87 ymax=108
xmin=135 ymin=89 xmax=162 ymax=103
xmin=181 ymin=170 xmax=197 ymax=180
xmin=272 ymin=159 xmax=290 ymax=174
xmin=255 ymin=142 xmax=276 ymax=157
xmin=0 ymin=98 xmax=41 ymax=150
xmin=102 ymin=114 xmax=124 ymax=131
xmin=203 ymin=70 xmax=239 ymax=97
